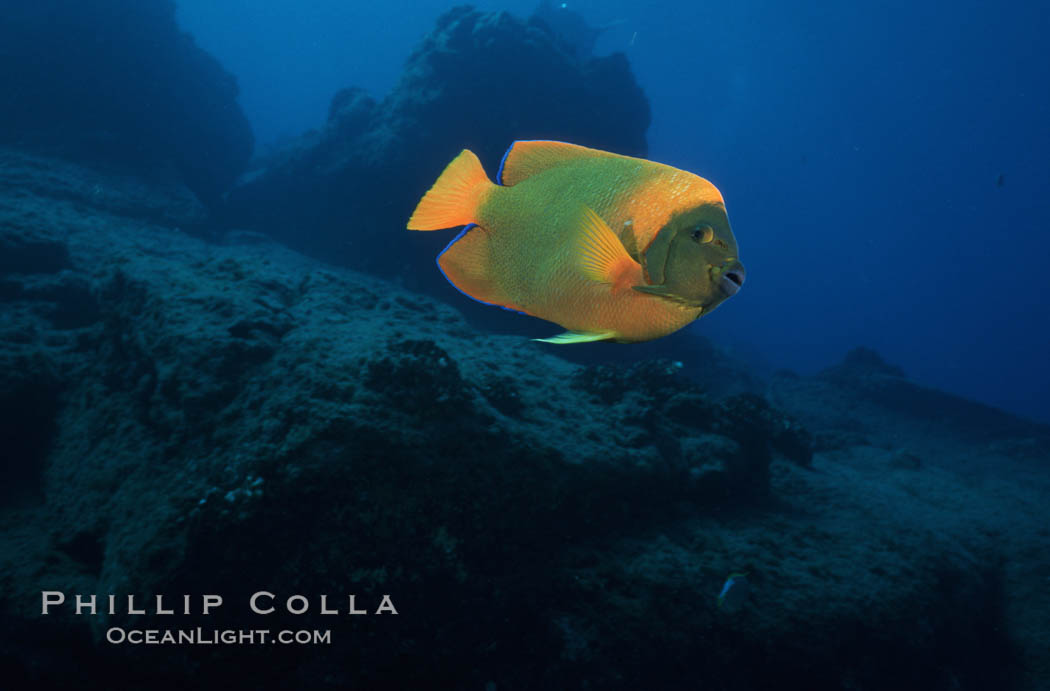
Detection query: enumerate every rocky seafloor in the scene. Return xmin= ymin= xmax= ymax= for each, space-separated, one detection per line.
xmin=2 ymin=146 xmax=1049 ymax=690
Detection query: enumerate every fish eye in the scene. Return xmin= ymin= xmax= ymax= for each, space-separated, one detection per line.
xmin=690 ymin=225 xmax=715 ymax=243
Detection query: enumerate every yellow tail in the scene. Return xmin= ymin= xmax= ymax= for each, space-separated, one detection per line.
xmin=407 ymin=150 xmax=496 ymax=230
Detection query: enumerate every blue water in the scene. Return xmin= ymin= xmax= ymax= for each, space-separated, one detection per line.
xmin=176 ymin=0 xmax=1050 ymax=422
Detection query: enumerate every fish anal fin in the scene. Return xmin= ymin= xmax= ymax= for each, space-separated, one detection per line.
xmin=578 ymin=206 xmax=639 ymax=291
xmin=533 ymin=330 xmax=616 ymax=345
xmin=497 ymin=140 xmax=620 ymax=186
xmin=437 ymin=224 xmax=523 ymax=312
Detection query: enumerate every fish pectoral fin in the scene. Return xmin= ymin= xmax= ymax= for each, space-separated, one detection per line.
xmin=577 ymin=206 xmax=639 ymax=286
xmin=533 ymin=330 xmax=616 ymax=345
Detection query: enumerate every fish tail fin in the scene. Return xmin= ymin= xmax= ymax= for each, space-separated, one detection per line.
xmin=407 ymin=150 xmax=495 ymax=230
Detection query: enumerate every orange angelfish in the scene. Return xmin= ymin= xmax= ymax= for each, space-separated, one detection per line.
xmin=406 ymin=141 xmax=745 ymax=344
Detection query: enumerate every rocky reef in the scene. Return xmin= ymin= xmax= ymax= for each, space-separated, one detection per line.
xmin=0 ymin=0 xmax=253 ymax=208
xmin=2 ymin=148 xmax=1049 ymax=690
xmin=224 ymin=6 xmax=651 ymax=289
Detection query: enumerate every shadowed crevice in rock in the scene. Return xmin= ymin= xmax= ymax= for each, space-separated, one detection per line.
xmin=0 ymin=354 xmax=60 ymax=504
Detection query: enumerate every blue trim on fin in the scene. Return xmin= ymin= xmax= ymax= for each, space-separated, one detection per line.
xmin=495 ymin=139 xmax=572 ymax=186
xmin=436 ymin=224 xmax=484 ymax=302
xmin=435 ymin=224 xmax=527 ymax=315
xmin=495 ymin=144 xmax=517 ymax=186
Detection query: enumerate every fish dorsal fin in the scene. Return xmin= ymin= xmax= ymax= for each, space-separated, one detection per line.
xmin=497 ymin=140 xmax=620 ymax=186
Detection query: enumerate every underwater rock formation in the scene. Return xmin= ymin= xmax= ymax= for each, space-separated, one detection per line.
xmin=529 ymin=0 xmax=607 ymax=60
xmin=2 ymin=149 xmax=1048 ymax=689
xmin=777 ymin=346 xmax=1050 ymax=455
xmin=224 ymin=5 xmax=651 ymax=289
xmin=0 ymin=0 xmax=253 ymax=207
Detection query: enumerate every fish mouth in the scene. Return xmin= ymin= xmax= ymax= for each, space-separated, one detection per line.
xmin=719 ymin=267 xmax=746 ymax=297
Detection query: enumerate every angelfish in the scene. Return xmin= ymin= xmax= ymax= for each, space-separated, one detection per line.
xmin=407 ymin=141 xmax=745 ymax=344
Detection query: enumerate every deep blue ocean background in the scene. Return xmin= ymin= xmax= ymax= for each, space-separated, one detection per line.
xmin=177 ymin=0 xmax=1050 ymax=423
